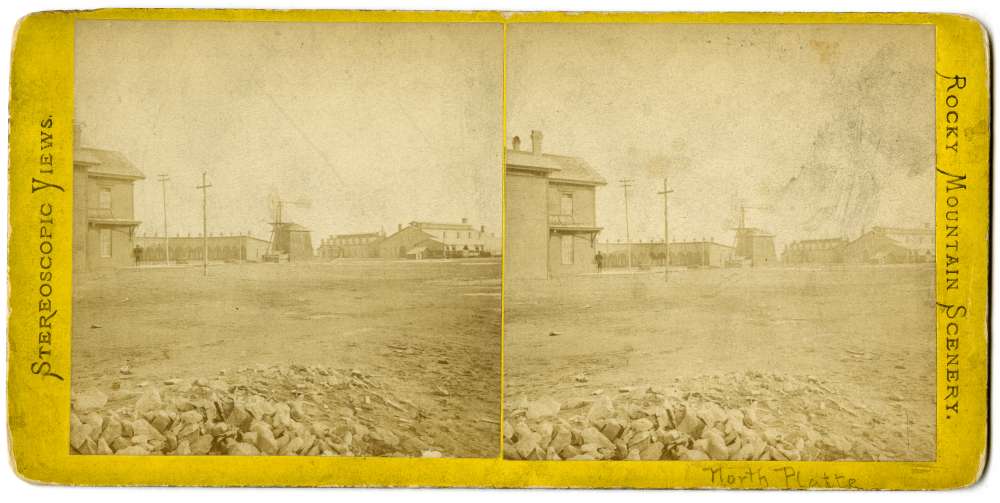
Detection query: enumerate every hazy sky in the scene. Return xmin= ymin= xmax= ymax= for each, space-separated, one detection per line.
xmin=508 ymin=23 xmax=935 ymax=249
xmin=76 ymin=21 xmax=502 ymax=241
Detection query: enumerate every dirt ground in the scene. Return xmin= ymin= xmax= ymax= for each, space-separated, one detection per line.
xmin=504 ymin=264 xmax=936 ymax=461
xmin=72 ymin=258 xmax=501 ymax=458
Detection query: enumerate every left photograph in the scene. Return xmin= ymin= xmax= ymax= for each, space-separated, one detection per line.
xmin=70 ymin=20 xmax=503 ymax=457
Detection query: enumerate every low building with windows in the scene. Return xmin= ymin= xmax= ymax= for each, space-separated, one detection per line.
xmin=318 ymin=231 xmax=385 ymax=259
xmin=505 ymin=130 xmax=606 ymax=278
xmin=135 ymin=233 xmax=271 ymax=263
xmin=782 ymin=237 xmax=849 ymax=264
xmin=72 ymin=126 xmax=145 ymax=271
xmin=597 ymin=239 xmax=735 ymax=269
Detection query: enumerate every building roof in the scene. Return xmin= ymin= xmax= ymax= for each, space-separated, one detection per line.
xmin=736 ymin=227 xmax=774 ymax=238
xmin=599 ymin=240 xmax=733 ymax=250
xmin=137 ymin=234 xmax=270 ymax=244
xmin=506 ymin=149 xmax=607 ymax=186
xmin=333 ymin=231 xmax=383 ymax=239
xmin=669 ymin=240 xmax=735 ymax=249
xmin=871 ymin=226 xmax=933 ymax=236
xmin=789 ymin=237 xmax=848 ymax=248
xmin=75 ymin=147 xmax=145 ymax=180
xmin=410 ymin=221 xmax=475 ymax=231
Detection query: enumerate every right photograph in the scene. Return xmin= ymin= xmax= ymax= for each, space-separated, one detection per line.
xmin=503 ymin=23 xmax=936 ymax=462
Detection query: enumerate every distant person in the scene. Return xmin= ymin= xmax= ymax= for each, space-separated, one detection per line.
xmin=595 ymin=251 xmax=604 ymax=273
xmin=133 ymin=244 xmax=143 ymax=266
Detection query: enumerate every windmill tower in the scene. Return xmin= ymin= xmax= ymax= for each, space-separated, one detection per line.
xmin=264 ymin=195 xmax=313 ymax=262
xmin=731 ymin=203 xmax=777 ymax=266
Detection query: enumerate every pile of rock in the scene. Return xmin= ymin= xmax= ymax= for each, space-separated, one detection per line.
xmin=504 ymin=372 xmax=880 ymax=461
xmin=70 ymin=364 xmax=444 ymax=457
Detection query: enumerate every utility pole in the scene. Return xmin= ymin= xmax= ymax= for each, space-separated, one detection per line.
xmin=619 ymin=178 xmax=634 ymax=271
xmin=157 ymin=174 xmax=170 ymax=265
xmin=196 ymin=172 xmax=212 ymax=276
xmin=658 ymin=177 xmax=674 ymax=282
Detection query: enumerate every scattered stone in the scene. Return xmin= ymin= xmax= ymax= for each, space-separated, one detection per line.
xmin=228 ymin=442 xmax=260 ymax=456
xmin=69 ymin=364 xmax=451 ymax=458
xmin=134 ymin=387 xmax=163 ymax=415
xmin=73 ymin=390 xmax=108 ymax=413
xmin=504 ymin=372 xmax=888 ymax=462
xmin=116 ymin=445 xmax=150 ymax=455
xmin=526 ymin=397 xmax=561 ymax=420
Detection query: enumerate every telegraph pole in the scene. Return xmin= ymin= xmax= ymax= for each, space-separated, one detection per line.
xmin=196 ymin=172 xmax=212 ymax=276
xmin=658 ymin=177 xmax=674 ymax=282
xmin=157 ymin=174 xmax=170 ymax=265
xmin=619 ymin=178 xmax=634 ymax=271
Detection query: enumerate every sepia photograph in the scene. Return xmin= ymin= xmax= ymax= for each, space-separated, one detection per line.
xmin=503 ymin=23 xmax=936 ymax=462
xmin=69 ymin=20 xmax=503 ymax=458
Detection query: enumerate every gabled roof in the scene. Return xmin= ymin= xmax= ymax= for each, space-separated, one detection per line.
xmin=505 ymin=149 xmax=606 ymax=186
xmin=381 ymin=226 xmax=434 ymax=244
xmin=75 ymin=147 xmax=145 ymax=180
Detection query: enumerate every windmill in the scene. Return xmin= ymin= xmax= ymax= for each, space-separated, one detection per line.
xmin=729 ymin=201 xmax=776 ymax=266
xmin=263 ymin=194 xmax=312 ymax=261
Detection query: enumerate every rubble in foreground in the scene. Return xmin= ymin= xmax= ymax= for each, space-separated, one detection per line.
xmin=505 ymin=371 xmax=924 ymax=461
xmin=71 ymin=364 xmax=445 ymax=457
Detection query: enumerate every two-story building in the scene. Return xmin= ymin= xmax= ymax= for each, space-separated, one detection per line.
xmin=73 ymin=126 xmax=145 ymax=272
xmin=505 ymin=130 xmax=606 ymax=278
xmin=378 ymin=219 xmax=498 ymax=259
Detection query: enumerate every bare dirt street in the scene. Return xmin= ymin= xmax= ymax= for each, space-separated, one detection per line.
xmin=72 ymin=258 xmax=501 ymax=458
xmin=504 ymin=264 xmax=935 ymax=461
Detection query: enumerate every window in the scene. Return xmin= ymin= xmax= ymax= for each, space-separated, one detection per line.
xmin=561 ymin=234 xmax=574 ymax=265
xmin=100 ymin=228 xmax=112 ymax=258
xmin=99 ymin=187 xmax=112 ymax=210
xmin=560 ymin=192 xmax=573 ymax=216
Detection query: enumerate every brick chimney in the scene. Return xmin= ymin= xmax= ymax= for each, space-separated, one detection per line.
xmin=512 ymin=136 xmax=521 ymax=151
xmin=530 ymin=130 xmax=543 ymax=155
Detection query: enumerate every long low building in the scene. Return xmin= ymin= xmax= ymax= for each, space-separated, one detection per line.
xmin=597 ymin=240 xmax=735 ymax=269
xmin=318 ymin=231 xmax=384 ymax=259
xmin=782 ymin=238 xmax=848 ymax=264
xmin=135 ymin=233 xmax=271 ymax=263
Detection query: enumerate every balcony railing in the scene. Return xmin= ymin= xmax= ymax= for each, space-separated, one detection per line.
xmin=88 ymin=207 xmax=115 ymax=219
xmin=548 ymin=214 xmax=598 ymax=227
xmin=88 ymin=207 xmax=135 ymax=221
xmin=548 ymin=214 xmax=575 ymax=225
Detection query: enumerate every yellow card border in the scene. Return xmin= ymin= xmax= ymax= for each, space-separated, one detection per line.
xmin=6 ymin=9 xmax=990 ymax=489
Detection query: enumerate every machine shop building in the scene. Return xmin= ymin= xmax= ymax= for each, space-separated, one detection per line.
xmin=378 ymin=219 xmax=498 ymax=259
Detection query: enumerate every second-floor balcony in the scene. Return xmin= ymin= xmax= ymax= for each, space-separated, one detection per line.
xmin=87 ymin=207 xmax=140 ymax=226
xmin=548 ymin=214 xmax=601 ymax=233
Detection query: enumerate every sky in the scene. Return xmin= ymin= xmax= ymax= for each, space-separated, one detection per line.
xmin=75 ymin=21 xmax=503 ymax=241
xmin=507 ymin=23 xmax=935 ymax=250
